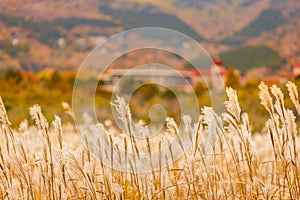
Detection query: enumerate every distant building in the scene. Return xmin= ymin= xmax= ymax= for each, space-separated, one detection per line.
xmin=12 ymin=38 xmax=19 ymax=46
xmin=293 ymin=61 xmax=300 ymax=77
xmin=102 ymin=58 xmax=226 ymax=90
xmin=89 ymin=35 xmax=107 ymax=46
xmin=57 ymin=38 xmax=66 ymax=48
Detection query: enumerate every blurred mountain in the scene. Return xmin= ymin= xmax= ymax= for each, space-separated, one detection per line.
xmin=0 ymin=0 xmax=299 ymax=71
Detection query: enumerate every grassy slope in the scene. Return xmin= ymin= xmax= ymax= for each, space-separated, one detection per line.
xmin=99 ymin=4 xmax=203 ymax=41
xmin=222 ymin=9 xmax=287 ymax=45
xmin=219 ymin=46 xmax=281 ymax=72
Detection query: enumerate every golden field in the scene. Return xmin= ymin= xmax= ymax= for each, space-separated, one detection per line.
xmin=0 ymin=82 xmax=300 ymax=199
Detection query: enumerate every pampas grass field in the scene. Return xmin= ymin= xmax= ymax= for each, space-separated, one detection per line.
xmin=1 ymin=81 xmax=300 ymax=199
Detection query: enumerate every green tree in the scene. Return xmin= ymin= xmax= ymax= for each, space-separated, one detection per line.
xmin=132 ymin=83 xmax=159 ymax=102
xmin=4 ymin=68 xmax=23 ymax=84
xmin=225 ymin=67 xmax=241 ymax=89
xmin=194 ymin=81 xmax=208 ymax=97
xmin=51 ymin=70 xmax=62 ymax=83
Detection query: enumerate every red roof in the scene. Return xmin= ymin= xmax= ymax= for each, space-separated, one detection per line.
xmin=179 ymin=68 xmax=226 ymax=76
xmin=279 ymin=72 xmax=294 ymax=79
xmin=295 ymin=61 xmax=300 ymax=68
xmin=213 ymin=58 xmax=224 ymax=67
xmin=179 ymin=69 xmax=201 ymax=75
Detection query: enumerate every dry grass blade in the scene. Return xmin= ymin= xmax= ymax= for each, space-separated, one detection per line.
xmin=0 ymin=97 xmax=11 ymax=125
xmin=286 ymin=81 xmax=300 ymax=115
